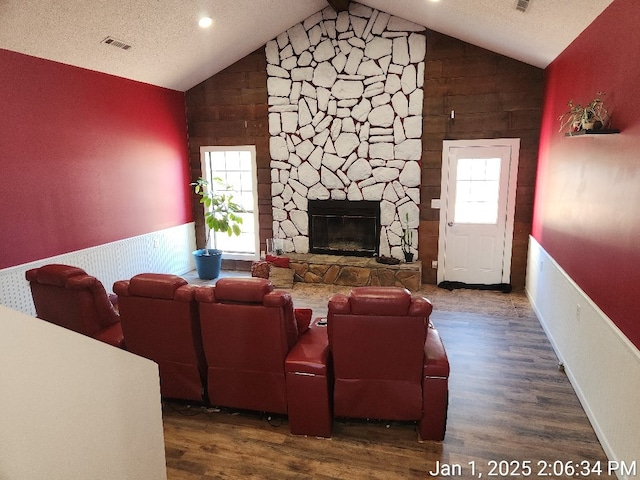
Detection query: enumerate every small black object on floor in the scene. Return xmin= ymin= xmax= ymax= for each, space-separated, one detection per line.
xmin=438 ymin=281 xmax=512 ymax=293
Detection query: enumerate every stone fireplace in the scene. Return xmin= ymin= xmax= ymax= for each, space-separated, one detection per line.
xmin=267 ymin=3 xmax=424 ymax=261
xmin=308 ymin=199 xmax=379 ymax=257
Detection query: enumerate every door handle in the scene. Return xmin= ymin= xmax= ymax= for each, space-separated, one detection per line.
xmin=447 ymin=222 xmax=454 ymax=227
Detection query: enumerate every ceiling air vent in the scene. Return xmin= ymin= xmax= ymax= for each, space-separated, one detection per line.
xmin=516 ymin=0 xmax=530 ymax=12
xmin=101 ymin=36 xmax=132 ymax=51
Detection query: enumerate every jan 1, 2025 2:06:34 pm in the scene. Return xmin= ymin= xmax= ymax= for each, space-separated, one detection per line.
xmin=428 ymin=459 xmax=637 ymax=478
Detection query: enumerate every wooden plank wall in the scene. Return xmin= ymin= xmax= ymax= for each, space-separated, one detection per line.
xmin=185 ymin=48 xmax=271 ymax=268
xmin=185 ymin=30 xmax=544 ymax=288
xmin=420 ymin=31 xmax=543 ymax=287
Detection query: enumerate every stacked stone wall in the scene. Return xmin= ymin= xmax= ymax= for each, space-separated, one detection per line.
xmin=266 ymin=3 xmax=426 ymax=260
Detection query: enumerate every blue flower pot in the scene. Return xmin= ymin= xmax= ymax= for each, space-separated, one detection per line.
xmin=192 ymin=249 xmax=222 ymax=280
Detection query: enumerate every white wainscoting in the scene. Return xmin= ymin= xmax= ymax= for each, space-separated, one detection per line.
xmin=527 ymin=236 xmax=640 ymax=480
xmin=0 ymin=222 xmax=196 ymax=316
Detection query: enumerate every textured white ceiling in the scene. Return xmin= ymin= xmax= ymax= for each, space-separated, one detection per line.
xmin=359 ymin=0 xmax=614 ymax=69
xmin=0 ymin=0 xmax=614 ymax=92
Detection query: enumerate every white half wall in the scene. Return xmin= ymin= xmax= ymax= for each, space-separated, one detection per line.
xmin=0 ymin=305 xmax=167 ymax=480
xmin=0 ymin=222 xmax=196 ymax=316
xmin=527 ymin=236 xmax=640 ymax=480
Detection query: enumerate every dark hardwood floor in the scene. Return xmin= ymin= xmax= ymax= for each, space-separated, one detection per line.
xmin=163 ymin=283 xmax=612 ymax=479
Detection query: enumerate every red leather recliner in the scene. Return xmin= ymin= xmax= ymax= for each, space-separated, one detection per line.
xmin=25 ymin=264 xmax=124 ymax=348
xmin=113 ymin=273 xmax=206 ymax=402
xmin=327 ymin=286 xmax=449 ymax=441
xmin=195 ymin=278 xmax=312 ymax=415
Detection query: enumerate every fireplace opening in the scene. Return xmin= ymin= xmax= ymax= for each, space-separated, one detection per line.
xmin=308 ymin=200 xmax=380 ymax=257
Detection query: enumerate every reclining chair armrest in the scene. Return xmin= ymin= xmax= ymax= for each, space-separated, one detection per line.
xmin=285 ymin=326 xmax=330 ymax=375
xmin=409 ymin=295 xmax=433 ymax=317
xmin=294 ymin=308 xmax=313 ymax=335
xmin=286 ymin=325 xmax=332 ymax=438
xmin=90 ymin=282 xmax=121 ymax=326
xmin=327 ymin=294 xmax=349 ymax=344
xmin=108 ymin=293 xmax=119 ymax=312
xmin=113 ymin=280 xmax=130 ymax=297
xmin=93 ymin=322 xmax=125 ymax=349
xmin=174 ymin=284 xmax=197 ymax=302
xmin=25 ymin=268 xmax=38 ymax=282
xmin=327 ymin=293 xmax=350 ymax=315
xmin=423 ymin=326 xmax=450 ymax=378
xmin=420 ymin=325 xmax=450 ymax=441
xmin=263 ymin=290 xmax=292 ymax=308
xmin=194 ymin=285 xmax=215 ymax=303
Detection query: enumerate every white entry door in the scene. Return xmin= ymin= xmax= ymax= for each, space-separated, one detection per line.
xmin=437 ymin=139 xmax=520 ymax=285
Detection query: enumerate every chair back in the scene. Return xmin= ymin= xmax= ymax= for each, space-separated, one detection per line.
xmin=327 ymin=286 xmax=432 ymax=421
xmin=114 ymin=273 xmax=205 ymax=402
xmin=195 ymin=277 xmax=298 ymax=414
xmin=26 ymin=264 xmax=123 ymax=347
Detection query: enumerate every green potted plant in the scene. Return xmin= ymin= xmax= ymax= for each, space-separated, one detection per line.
xmin=558 ymin=92 xmax=609 ymax=133
xmin=401 ymin=213 xmax=414 ymax=263
xmin=192 ymin=177 xmax=244 ymax=280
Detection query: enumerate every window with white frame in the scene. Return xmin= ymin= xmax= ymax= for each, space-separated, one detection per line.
xmin=200 ymin=146 xmax=259 ymax=259
xmin=454 ymin=156 xmax=502 ymax=225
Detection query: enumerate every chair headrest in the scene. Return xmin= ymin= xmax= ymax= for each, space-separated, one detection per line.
xmin=213 ymin=277 xmax=274 ymax=303
xmin=26 ymin=264 xmax=88 ymax=287
xmin=349 ymin=286 xmax=412 ymax=316
xmin=128 ymin=273 xmax=188 ymax=300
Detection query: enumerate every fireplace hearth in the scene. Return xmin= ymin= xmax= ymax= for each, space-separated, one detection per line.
xmin=308 ymin=200 xmax=380 ymax=257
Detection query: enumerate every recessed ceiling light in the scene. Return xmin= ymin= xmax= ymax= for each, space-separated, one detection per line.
xmin=198 ymin=17 xmax=213 ymax=28
xmin=429 ymin=0 xmax=441 ymax=3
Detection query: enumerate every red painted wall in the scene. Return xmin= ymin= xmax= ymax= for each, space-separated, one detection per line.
xmin=0 ymin=49 xmax=192 ymax=269
xmin=533 ymin=0 xmax=640 ymax=348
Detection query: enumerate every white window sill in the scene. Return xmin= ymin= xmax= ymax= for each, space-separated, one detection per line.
xmin=221 ymin=252 xmax=259 ymax=262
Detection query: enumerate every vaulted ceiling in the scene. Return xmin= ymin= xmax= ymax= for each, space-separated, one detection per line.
xmin=0 ymin=0 xmax=614 ymax=92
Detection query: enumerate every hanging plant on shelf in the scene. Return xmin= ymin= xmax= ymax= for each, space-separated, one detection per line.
xmin=558 ymin=92 xmax=609 ymax=133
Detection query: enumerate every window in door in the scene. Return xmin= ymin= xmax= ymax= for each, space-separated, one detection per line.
xmin=200 ymin=146 xmax=259 ymax=259
xmin=454 ymin=157 xmax=502 ymax=224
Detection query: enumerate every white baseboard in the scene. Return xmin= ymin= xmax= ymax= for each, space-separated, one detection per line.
xmin=0 ymin=223 xmax=196 ymax=316
xmin=527 ymin=236 xmax=640 ymax=480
